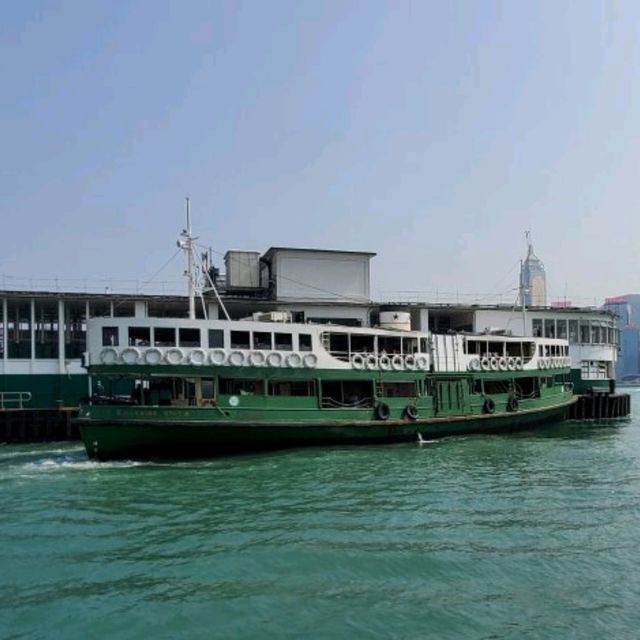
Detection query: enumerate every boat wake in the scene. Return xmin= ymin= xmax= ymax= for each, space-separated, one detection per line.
xmin=417 ymin=433 xmax=437 ymax=445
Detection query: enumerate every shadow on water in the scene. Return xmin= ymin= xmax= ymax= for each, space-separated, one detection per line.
xmin=518 ymin=418 xmax=632 ymax=441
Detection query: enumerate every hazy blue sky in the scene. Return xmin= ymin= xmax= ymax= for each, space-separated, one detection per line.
xmin=1 ymin=1 xmax=638 ymax=304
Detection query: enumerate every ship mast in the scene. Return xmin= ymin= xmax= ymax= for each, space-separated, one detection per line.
xmin=180 ymin=197 xmax=197 ymax=319
xmin=178 ymin=197 xmax=231 ymax=321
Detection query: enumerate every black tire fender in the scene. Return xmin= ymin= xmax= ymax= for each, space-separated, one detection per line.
xmin=405 ymin=404 xmax=419 ymax=421
xmin=376 ymin=402 xmax=391 ymax=421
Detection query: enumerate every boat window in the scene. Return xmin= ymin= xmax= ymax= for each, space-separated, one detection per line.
xmin=321 ymin=380 xmax=373 ymax=408
xmin=402 ymin=337 xmax=418 ymax=354
xmin=154 ymin=327 xmax=176 ymax=347
xmin=539 ymin=345 xmax=544 ymax=356
xmin=268 ymin=380 xmax=316 ymax=396
xmin=351 ymin=334 xmax=375 ymax=353
xmin=487 ymin=342 xmax=503 ymax=357
xmin=523 ymin=342 xmax=536 ymax=361
xmin=129 ymin=326 xmax=150 ymax=347
xmin=569 ymin=320 xmax=579 ymax=343
xmin=379 ymin=381 xmax=416 ymax=397
xmin=579 ymin=321 xmax=590 ymax=344
xmin=201 ymin=378 xmax=215 ymax=400
xmin=275 ymin=333 xmax=293 ymax=351
xmin=544 ymin=320 xmax=555 ymax=338
xmin=466 ymin=340 xmax=483 ymax=355
xmin=230 ymin=331 xmax=250 ymax=349
xmin=327 ymin=332 xmax=349 ymax=355
xmin=420 ymin=338 xmax=428 ymax=352
xmin=532 ymin=319 xmax=543 ymax=337
xmin=505 ymin=342 xmax=521 ymax=357
xmin=483 ymin=379 xmax=511 ymax=395
xmin=253 ymin=332 xmax=272 ymax=350
xmin=208 ymin=329 xmax=224 ymax=349
xmin=102 ymin=327 xmax=119 ymax=347
xmin=299 ymin=334 xmax=312 ymax=351
xmin=591 ymin=323 xmax=600 ymax=344
xmin=557 ymin=320 xmax=568 ymax=340
xmin=219 ymin=378 xmax=265 ymax=395
xmin=179 ymin=328 xmax=201 ymax=347
xmin=378 ymin=336 xmax=401 ymax=354
xmin=514 ymin=377 xmax=540 ymax=398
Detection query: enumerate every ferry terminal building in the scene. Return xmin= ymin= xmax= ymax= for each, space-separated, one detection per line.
xmin=0 ymin=247 xmax=619 ymax=413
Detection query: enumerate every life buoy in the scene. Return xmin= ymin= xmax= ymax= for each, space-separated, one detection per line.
xmin=189 ymin=348 xmax=207 ymax=366
xmin=483 ymin=398 xmax=496 ymax=414
xmin=144 ymin=347 xmax=163 ymax=365
xmin=507 ymin=357 xmax=516 ymax=371
xmin=121 ymin=347 xmax=141 ymax=365
xmin=248 ymin=351 xmax=266 ymax=367
xmin=365 ymin=354 xmax=378 ymax=370
xmin=287 ymin=353 xmax=303 ymax=368
xmin=165 ymin=347 xmax=184 ymax=365
xmin=351 ymin=354 xmax=366 ymax=370
xmin=490 ymin=357 xmax=499 ymax=371
xmin=468 ymin=358 xmax=481 ymax=372
xmin=538 ymin=358 xmax=546 ymax=370
xmin=498 ymin=357 xmax=508 ymax=371
xmin=247 ymin=351 xmax=267 ymax=367
xmin=404 ymin=354 xmax=417 ymax=370
xmin=514 ymin=357 xmax=523 ymax=370
xmin=100 ymin=347 xmax=119 ymax=365
xmin=303 ymin=353 xmax=318 ymax=368
xmin=391 ymin=355 xmax=404 ymax=371
xmin=376 ymin=402 xmax=390 ymax=421
xmin=507 ymin=396 xmax=519 ymax=412
xmin=480 ymin=357 xmax=491 ymax=371
xmin=209 ymin=349 xmax=226 ymax=366
xmin=404 ymin=404 xmax=419 ymax=421
xmin=415 ymin=355 xmax=429 ymax=370
xmin=379 ymin=355 xmax=391 ymax=371
xmin=229 ymin=351 xmax=246 ymax=367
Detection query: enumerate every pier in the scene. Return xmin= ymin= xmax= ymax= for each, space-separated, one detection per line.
xmin=0 ymin=408 xmax=79 ymax=443
xmin=569 ymin=391 xmax=631 ymax=420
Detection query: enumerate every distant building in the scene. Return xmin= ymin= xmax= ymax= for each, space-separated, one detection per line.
xmin=519 ymin=232 xmax=547 ymax=307
xmin=604 ymin=295 xmax=640 ymax=381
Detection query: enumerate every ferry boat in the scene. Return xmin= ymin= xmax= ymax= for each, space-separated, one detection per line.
xmin=77 ymin=315 xmax=575 ymax=460
xmin=75 ymin=209 xmax=576 ymax=460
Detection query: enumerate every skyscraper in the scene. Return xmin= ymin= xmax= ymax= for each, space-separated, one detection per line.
xmin=519 ymin=231 xmax=547 ymax=307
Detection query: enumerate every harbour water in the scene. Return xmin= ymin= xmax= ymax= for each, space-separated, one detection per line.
xmin=2 ymin=397 xmax=640 ymax=638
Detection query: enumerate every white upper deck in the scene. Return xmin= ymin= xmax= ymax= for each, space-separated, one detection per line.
xmin=86 ymin=317 xmax=570 ymax=374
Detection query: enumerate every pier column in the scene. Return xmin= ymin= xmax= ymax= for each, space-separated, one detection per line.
xmin=58 ymin=298 xmax=65 ymax=372
xmin=2 ymin=298 xmax=7 ymax=363
xmin=30 ymin=298 xmax=35 ymax=361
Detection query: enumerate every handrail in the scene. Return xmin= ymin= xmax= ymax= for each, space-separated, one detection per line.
xmin=0 ymin=391 xmax=32 ymax=410
xmin=321 ymin=396 xmax=373 ymax=409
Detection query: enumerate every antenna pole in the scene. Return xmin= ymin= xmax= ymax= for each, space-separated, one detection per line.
xmin=186 ymin=197 xmax=196 ymax=319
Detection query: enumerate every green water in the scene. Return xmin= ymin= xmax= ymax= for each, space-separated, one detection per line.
xmin=2 ymin=405 xmax=640 ymax=639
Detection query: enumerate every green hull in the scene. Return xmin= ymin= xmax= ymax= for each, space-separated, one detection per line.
xmin=78 ymin=397 xmax=575 ymax=461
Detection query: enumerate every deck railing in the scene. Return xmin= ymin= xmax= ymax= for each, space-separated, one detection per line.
xmin=0 ymin=392 xmax=33 ymax=410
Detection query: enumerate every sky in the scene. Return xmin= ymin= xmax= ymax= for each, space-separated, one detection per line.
xmin=1 ymin=0 xmax=639 ymax=305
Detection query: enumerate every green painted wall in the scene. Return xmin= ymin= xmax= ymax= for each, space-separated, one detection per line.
xmin=0 ymin=374 xmax=89 ymax=409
